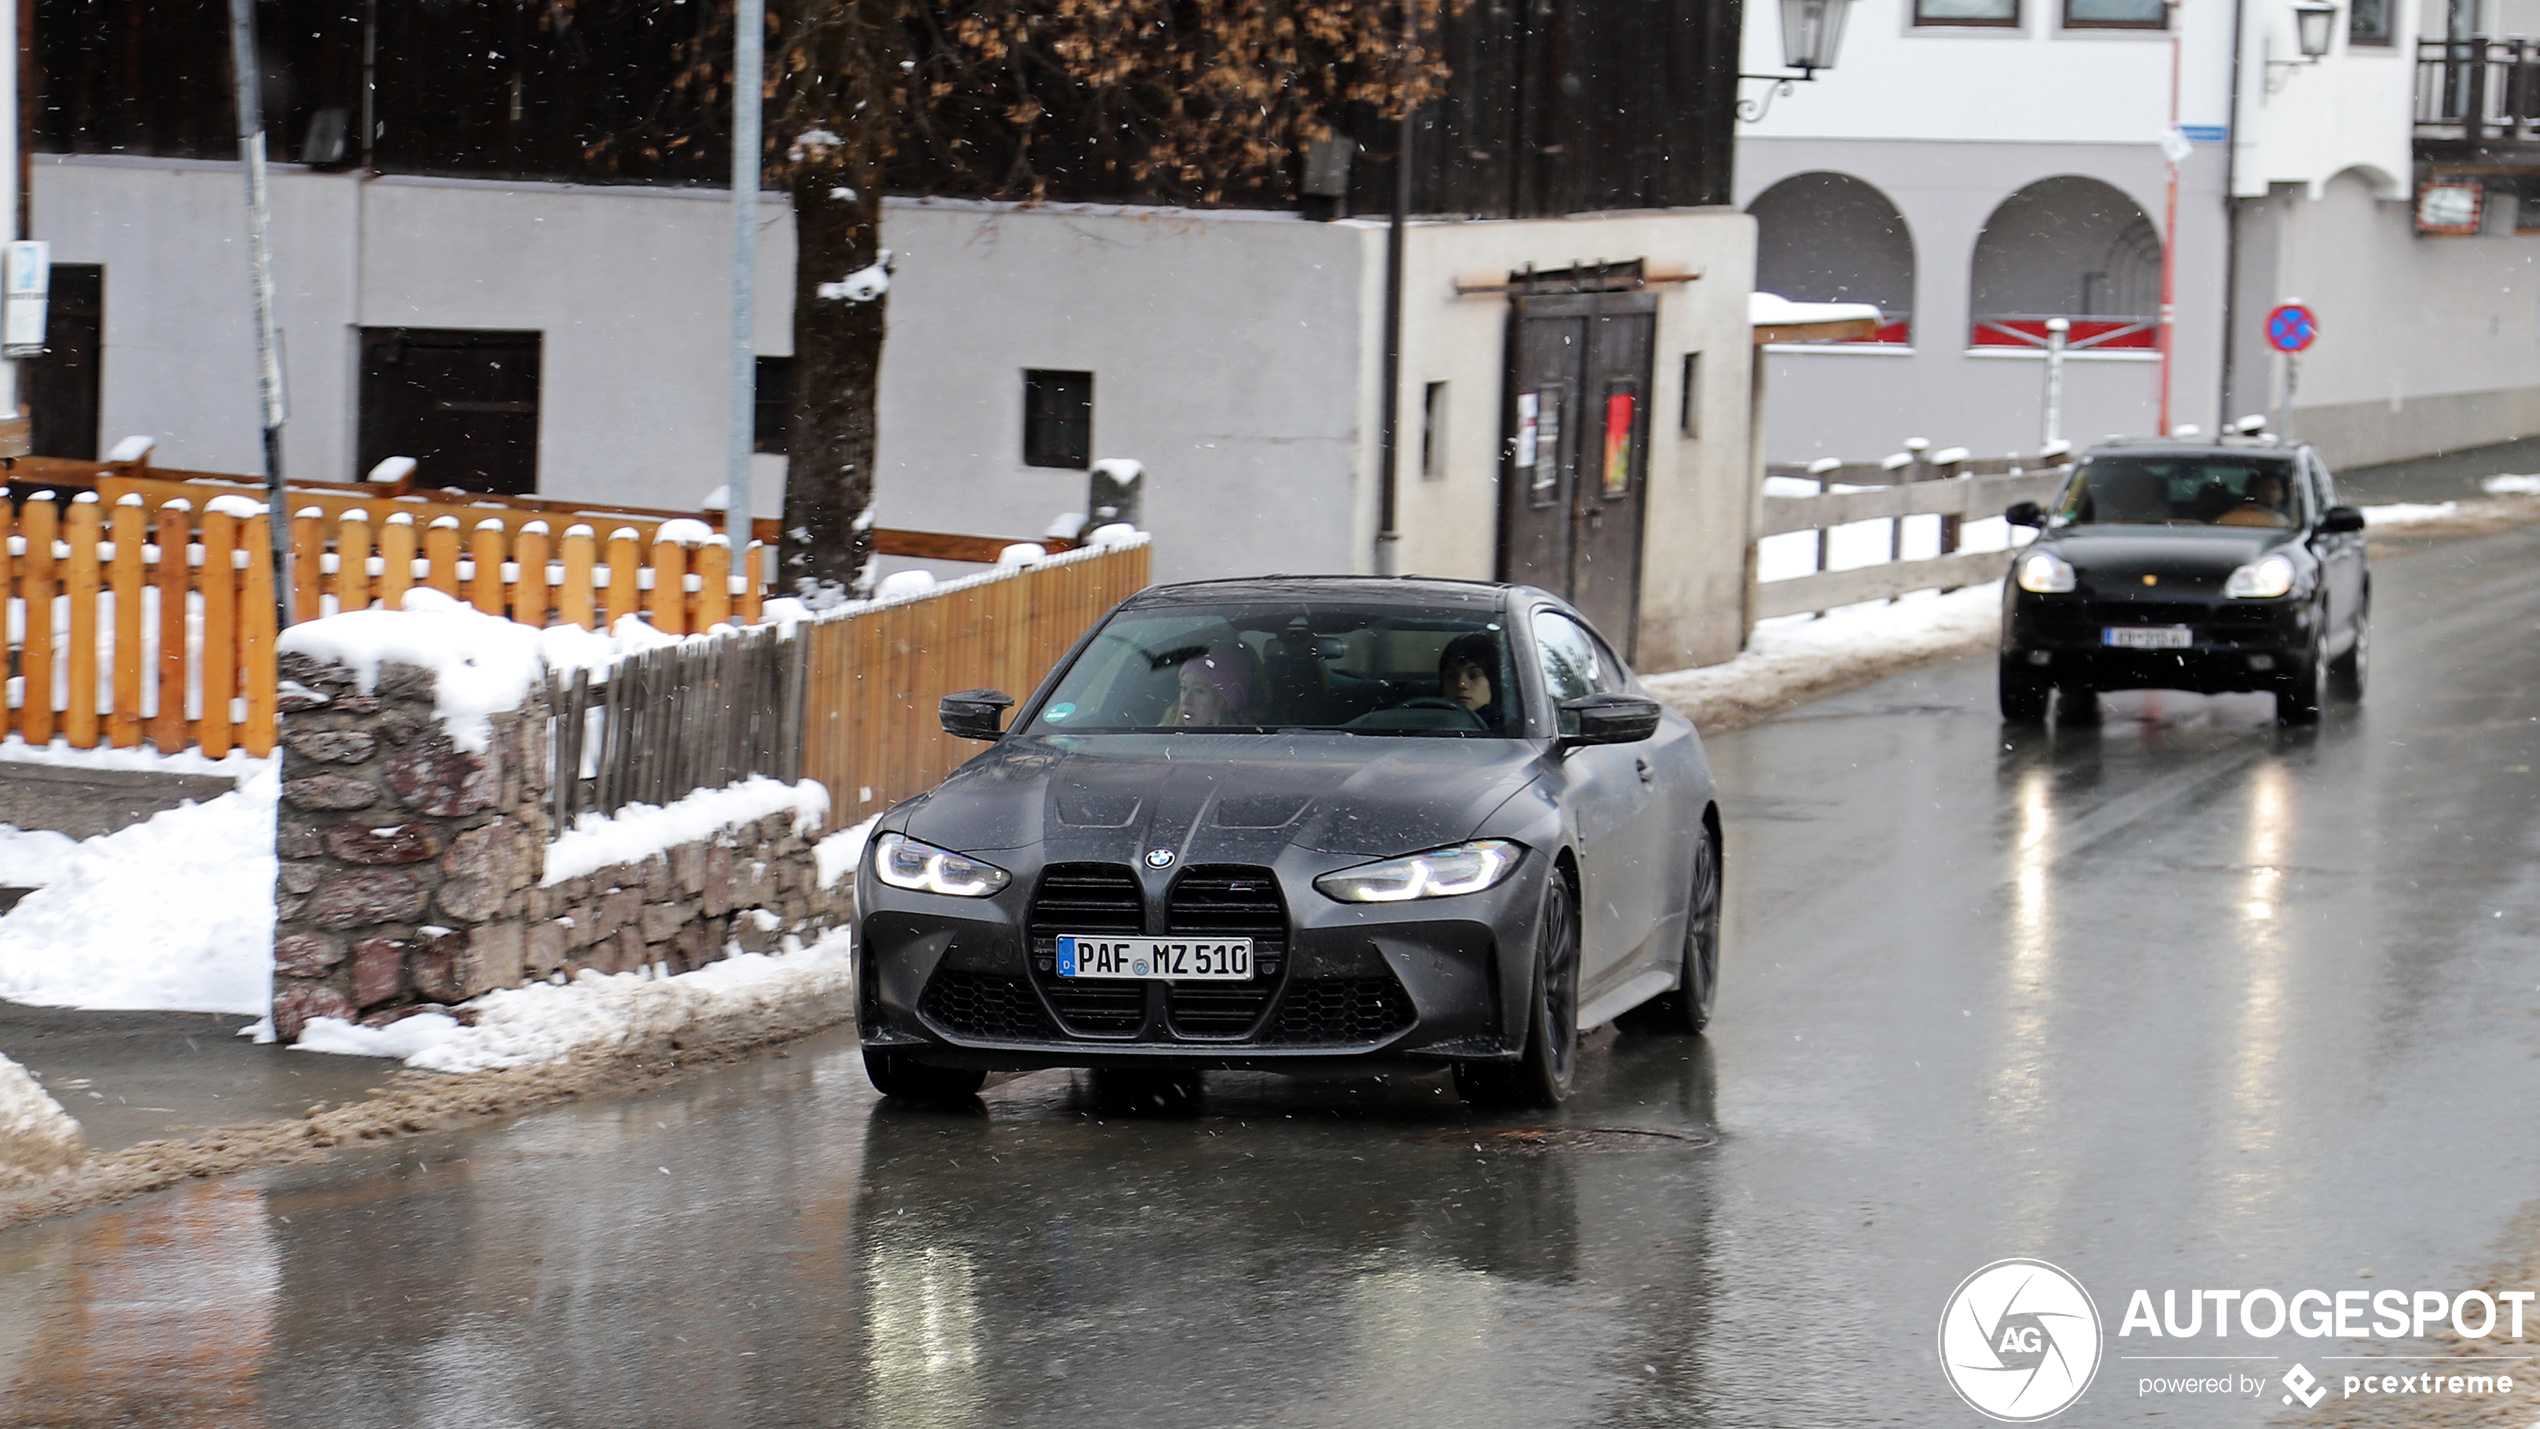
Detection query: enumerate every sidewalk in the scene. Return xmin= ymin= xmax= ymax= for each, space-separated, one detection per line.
xmin=0 ymin=1003 xmax=386 ymax=1154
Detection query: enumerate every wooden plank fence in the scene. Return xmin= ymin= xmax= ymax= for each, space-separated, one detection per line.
xmin=1752 ymin=447 xmax=2072 ymax=621
xmin=799 ymin=540 xmax=1152 ymax=824
xmin=551 ymin=622 xmax=808 ymax=824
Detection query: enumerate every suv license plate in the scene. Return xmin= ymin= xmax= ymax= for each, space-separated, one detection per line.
xmin=2104 ymin=626 xmax=2194 ymax=650
xmin=1056 ymin=936 xmax=1253 ymax=980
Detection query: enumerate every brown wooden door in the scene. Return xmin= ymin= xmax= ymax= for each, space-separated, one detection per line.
xmin=1497 ymin=289 xmax=1655 ymax=656
xmin=26 ymin=265 xmax=103 ymax=461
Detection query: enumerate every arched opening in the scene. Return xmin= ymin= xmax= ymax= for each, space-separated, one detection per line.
xmin=1969 ymin=176 xmax=2160 ymax=350
xmin=1748 ymin=172 xmax=1916 ymax=344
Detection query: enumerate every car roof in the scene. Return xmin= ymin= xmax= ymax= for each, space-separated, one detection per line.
xmin=2083 ymin=436 xmax=2306 ymax=461
xmin=1123 ymin=574 xmax=1524 ymax=611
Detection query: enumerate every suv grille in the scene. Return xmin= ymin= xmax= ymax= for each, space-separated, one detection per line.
xmin=1266 ymin=975 xmax=1416 ymax=1046
xmin=1164 ymin=866 xmax=1287 ymax=1038
xmin=921 ymin=970 xmax=1062 ymax=1041
xmin=1029 ymin=863 xmax=1148 ymax=1036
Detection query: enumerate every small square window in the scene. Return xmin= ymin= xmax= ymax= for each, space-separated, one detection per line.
xmin=1023 ymin=369 xmax=1094 ymax=470
xmin=2064 ymin=0 xmax=2165 ymax=28
xmin=1915 ymin=0 xmax=2019 ymax=25
xmin=1679 ymin=353 xmax=1701 ymax=438
xmin=1420 ymin=382 xmax=1448 ymax=478
xmin=753 ymin=356 xmax=792 ymax=455
xmin=2348 ymin=0 xmax=2392 ymax=43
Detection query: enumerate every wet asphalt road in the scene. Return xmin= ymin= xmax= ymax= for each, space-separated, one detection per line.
xmin=3 ymin=527 xmax=2539 ymax=1428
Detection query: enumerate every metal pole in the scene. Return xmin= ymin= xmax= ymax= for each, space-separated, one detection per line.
xmin=727 ymin=0 xmax=764 ymax=561
xmin=1374 ymin=7 xmax=1414 ymax=576
xmin=2043 ymin=317 xmax=2069 ymax=447
xmin=0 ymin=0 xmax=18 ymax=439
xmin=2157 ymin=18 xmax=2181 ymax=437
xmin=227 ymin=0 xmax=291 ymax=627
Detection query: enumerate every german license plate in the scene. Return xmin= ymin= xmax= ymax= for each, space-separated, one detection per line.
xmin=2104 ymin=626 xmax=2194 ymax=650
xmin=1056 ymin=936 xmax=1253 ymax=980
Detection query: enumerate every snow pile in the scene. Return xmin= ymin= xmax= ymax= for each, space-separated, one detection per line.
xmin=815 ymin=813 xmax=879 ymax=890
xmin=816 ymin=251 xmax=892 ymax=303
xmin=0 ymin=827 xmax=82 ymax=892
xmin=2481 ymin=474 xmax=2540 ymax=496
xmin=276 ymin=589 xmax=551 ymax=752
xmin=544 ymin=777 xmax=831 ymax=887
xmin=0 ymin=737 xmax=264 ymax=781
xmin=0 ymin=763 xmax=280 ymax=1014
xmin=0 ymin=1053 xmax=82 ymax=1177
xmin=293 ymin=930 xmax=856 ymax=1071
xmin=1643 ymin=583 xmax=2006 ymax=733
xmin=1751 ymin=291 xmax=1883 ymax=327
xmin=2360 ymin=502 xmax=2461 ymax=526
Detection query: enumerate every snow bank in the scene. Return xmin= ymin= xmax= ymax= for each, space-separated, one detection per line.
xmin=1751 ymin=291 xmax=1883 ymax=326
xmin=2361 ymin=502 xmax=2461 ymax=526
xmin=815 ymin=813 xmax=879 ymax=890
xmin=2482 ymin=475 xmax=2540 ymax=496
xmin=0 ymin=1053 xmax=82 ymax=1177
xmin=542 ymin=776 xmax=830 ymax=887
xmin=0 ymin=827 xmax=82 ymax=892
xmin=293 ymin=930 xmax=855 ymax=1071
xmin=0 ymin=764 xmax=279 ymax=1014
xmin=1643 ymin=584 xmax=2005 ymax=732
xmin=0 ymin=736 xmax=267 ymax=782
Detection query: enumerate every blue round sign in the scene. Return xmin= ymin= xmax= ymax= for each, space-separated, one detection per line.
xmin=2266 ymin=303 xmax=2318 ymax=353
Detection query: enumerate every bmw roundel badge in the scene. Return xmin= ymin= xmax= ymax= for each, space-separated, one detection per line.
xmin=1145 ymin=848 xmax=1176 ymax=869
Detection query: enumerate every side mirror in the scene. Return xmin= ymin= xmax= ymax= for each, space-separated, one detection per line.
xmin=2004 ymin=501 xmax=2044 ymax=528
xmin=939 ymin=689 xmax=1015 ymax=741
xmin=1558 ymin=693 xmax=1663 ymax=748
xmin=2319 ymin=505 xmax=2365 ymax=534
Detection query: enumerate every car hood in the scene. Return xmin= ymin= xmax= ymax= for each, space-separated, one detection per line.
xmin=901 ymin=733 xmax=1545 ymax=862
xmin=2043 ymin=525 xmax=2302 ymax=597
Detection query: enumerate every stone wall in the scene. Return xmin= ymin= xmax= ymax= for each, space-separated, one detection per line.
xmin=270 ymin=654 xmax=847 ymax=1041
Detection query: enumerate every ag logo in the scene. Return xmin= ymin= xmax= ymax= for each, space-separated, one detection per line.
xmin=1938 ymin=1259 xmax=2103 ymax=1421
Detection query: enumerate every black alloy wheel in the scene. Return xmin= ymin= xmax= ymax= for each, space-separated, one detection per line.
xmin=863 ymin=1049 xmax=988 ymax=1103
xmin=1621 ymin=824 xmax=1722 ymax=1035
xmin=2329 ymin=616 xmax=2369 ymax=702
xmin=2275 ymin=621 xmax=2329 ymax=726
xmin=1999 ymin=658 xmax=2050 ymax=723
xmin=1089 ymin=1066 xmax=1204 ymax=1114
xmin=1456 ymin=874 xmax=1581 ymax=1109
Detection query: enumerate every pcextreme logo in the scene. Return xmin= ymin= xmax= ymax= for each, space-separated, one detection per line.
xmin=1938 ymin=1259 xmax=2104 ymax=1422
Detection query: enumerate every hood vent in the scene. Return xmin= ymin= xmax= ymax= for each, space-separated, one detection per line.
xmin=1054 ymin=790 xmax=1144 ymax=828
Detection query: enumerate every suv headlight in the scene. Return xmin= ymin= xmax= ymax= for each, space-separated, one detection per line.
xmin=1315 ymin=840 xmax=1522 ymax=903
xmin=872 ymin=832 xmax=1011 ymax=897
xmin=2016 ymin=551 xmax=2077 ymax=594
xmin=2223 ymin=553 xmax=2297 ymax=599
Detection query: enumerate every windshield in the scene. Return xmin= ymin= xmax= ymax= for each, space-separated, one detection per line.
xmin=1027 ymin=602 xmax=1522 ymax=736
xmin=2055 ymin=455 xmax=2303 ymax=529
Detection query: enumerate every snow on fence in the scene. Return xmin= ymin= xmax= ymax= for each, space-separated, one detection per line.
xmin=799 ymin=537 xmax=1153 ymax=824
xmin=1752 ymin=444 xmax=2069 ymax=621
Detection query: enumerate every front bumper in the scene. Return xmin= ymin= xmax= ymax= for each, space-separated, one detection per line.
xmin=856 ymin=846 xmax=1549 ymax=1073
xmin=2005 ymin=591 xmax=2313 ymax=693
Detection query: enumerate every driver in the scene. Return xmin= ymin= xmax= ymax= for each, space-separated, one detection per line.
xmin=1438 ymin=633 xmax=1508 ymax=730
xmin=1165 ymin=648 xmax=1255 ymax=726
xmin=2216 ymin=470 xmax=2293 ymax=528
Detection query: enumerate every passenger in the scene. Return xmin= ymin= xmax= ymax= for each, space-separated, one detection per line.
xmin=2215 ymin=470 xmax=2293 ymax=528
xmin=1165 ymin=648 xmax=1255 ymax=726
xmin=1438 ymin=632 xmax=1509 ymax=729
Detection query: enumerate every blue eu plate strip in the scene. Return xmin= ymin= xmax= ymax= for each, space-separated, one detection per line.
xmin=1056 ymin=936 xmax=1077 ymax=977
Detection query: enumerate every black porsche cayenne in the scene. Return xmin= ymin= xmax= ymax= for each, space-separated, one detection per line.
xmin=1999 ymin=437 xmax=2370 ymax=726
xmin=855 ymin=576 xmax=1722 ymax=1109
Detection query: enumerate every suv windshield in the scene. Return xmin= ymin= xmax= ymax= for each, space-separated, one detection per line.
xmin=2055 ymin=454 xmax=2303 ymax=530
xmin=1028 ymin=602 xmax=1522 ymax=736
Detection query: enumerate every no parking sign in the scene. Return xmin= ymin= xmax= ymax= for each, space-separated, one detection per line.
xmin=2266 ymin=303 xmax=2318 ymax=354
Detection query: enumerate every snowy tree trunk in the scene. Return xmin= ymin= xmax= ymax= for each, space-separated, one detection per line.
xmin=778 ymin=0 xmax=896 ymax=600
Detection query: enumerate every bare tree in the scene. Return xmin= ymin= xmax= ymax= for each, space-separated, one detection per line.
xmin=635 ymin=0 xmax=1441 ymax=597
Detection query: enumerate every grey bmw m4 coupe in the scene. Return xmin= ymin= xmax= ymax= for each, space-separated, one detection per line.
xmin=854 ymin=575 xmax=1723 ymax=1109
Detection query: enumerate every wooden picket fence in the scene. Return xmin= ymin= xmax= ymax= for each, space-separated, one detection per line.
xmin=799 ymin=539 xmax=1152 ymax=823
xmin=0 ymin=492 xmax=279 ymax=757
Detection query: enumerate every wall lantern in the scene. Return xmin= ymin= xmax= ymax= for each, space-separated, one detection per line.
xmin=2292 ymin=0 xmax=2336 ymax=57
xmin=1741 ymin=0 xmax=1859 ymax=120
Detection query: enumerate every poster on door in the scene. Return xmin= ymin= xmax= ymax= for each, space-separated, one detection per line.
xmin=1601 ymin=390 xmax=1635 ymax=497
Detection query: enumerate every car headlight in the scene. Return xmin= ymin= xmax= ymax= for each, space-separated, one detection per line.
xmin=872 ymin=832 xmax=1011 ymax=897
xmin=1314 ymin=840 xmax=1523 ymax=903
xmin=2016 ymin=551 xmax=2077 ymax=594
xmin=2223 ymin=553 xmax=2297 ymax=599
